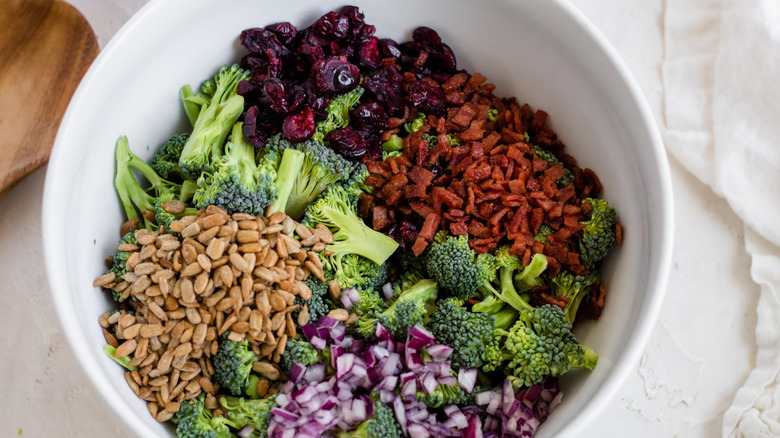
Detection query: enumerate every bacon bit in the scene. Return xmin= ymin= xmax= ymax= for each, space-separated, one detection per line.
xmin=452 ymin=102 xmax=478 ymax=128
xmin=615 ymin=221 xmax=623 ymax=245
xmin=388 ymin=156 xmax=401 ymax=174
xmin=460 ymin=128 xmax=485 ymax=141
xmin=463 ymin=161 xmax=492 ymax=182
xmin=365 ymin=175 xmax=386 ymax=189
xmin=418 ymin=213 xmax=441 ymax=241
xmin=404 ymin=184 xmax=428 ymax=199
xmin=387 ymin=117 xmax=406 ymax=129
xmin=545 ymin=165 xmax=565 ymax=182
xmin=372 ymin=206 xmax=391 ymax=231
xmin=450 ymin=222 xmax=468 ymax=235
xmin=442 ymin=72 xmax=468 ymax=92
xmin=409 ymin=166 xmax=434 ymax=187
xmin=530 ymin=109 xmax=548 ymax=134
xmin=489 ymin=208 xmax=511 ymax=235
xmin=366 ymin=160 xmax=391 ymax=177
xmin=431 ymin=187 xmax=464 ymax=210
xmin=468 ymin=220 xmax=491 ymax=238
xmin=539 ymin=293 xmax=569 ymax=309
xmin=411 ymin=237 xmax=428 ymax=256
xmin=409 ymin=201 xmax=436 ymax=219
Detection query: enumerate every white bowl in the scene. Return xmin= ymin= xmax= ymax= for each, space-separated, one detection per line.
xmin=42 ymin=0 xmax=673 ymax=436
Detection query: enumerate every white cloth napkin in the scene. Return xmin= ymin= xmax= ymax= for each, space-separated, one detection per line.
xmin=664 ymin=0 xmax=780 ymax=435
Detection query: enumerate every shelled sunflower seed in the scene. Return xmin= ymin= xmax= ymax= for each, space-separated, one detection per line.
xmin=95 ymin=205 xmax=332 ymax=422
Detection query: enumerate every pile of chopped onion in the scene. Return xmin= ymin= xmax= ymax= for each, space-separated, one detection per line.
xmin=266 ymin=319 xmax=562 ymax=438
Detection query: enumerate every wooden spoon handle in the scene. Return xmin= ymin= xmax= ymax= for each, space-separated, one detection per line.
xmin=0 ymin=0 xmax=98 ymax=197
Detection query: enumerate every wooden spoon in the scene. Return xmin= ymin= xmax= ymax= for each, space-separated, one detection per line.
xmin=0 ymin=0 xmax=98 ymax=197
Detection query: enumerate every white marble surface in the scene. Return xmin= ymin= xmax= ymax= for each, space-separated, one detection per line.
xmin=0 ymin=1 xmax=758 ymax=436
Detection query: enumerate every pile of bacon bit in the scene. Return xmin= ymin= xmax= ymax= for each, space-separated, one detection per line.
xmin=358 ymin=70 xmax=616 ymax=278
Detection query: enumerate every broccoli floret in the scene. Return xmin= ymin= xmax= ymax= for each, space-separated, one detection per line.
xmin=219 ymin=395 xmax=277 ymax=437
xmin=341 ymin=163 xmax=372 ymax=199
xmin=534 ymin=224 xmax=555 ymax=245
xmin=338 ymin=397 xmax=403 ymax=438
xmin=154 ymin=182 xmax=198 ymax=236
xmin=178 ymin=65 xmax=249 ymax=180
xmin=266 ymin=135 xmax=360 ymax=220
xmin=531 ymin=146 xmax=574 ymax=188
xmin=429 ymin=297 xmax=494 ymax=368
xmin=381 ymin=134 xmax=404 ymax=153
xmin=487 ymin=108 xmax=499 ymax=122
xmin=424 ymin=234 xmax=496 ymax=299
xmin=105 ymin=232 xmax=138 ymax=302
xmin=312 ymin=87 xmax=365 ymax=145
xmin=416 ymin=370 xmax=484 ymax=408
xmin=404 ymin=112 xmax=426 ymax=134
xmin=193 ymin=122 xmax=277 ymax=215
xmin=303 ymin=185 xmax=399 ymax=266
xmin=174 ymin=394 xmax=232 ymax=438
xmin=103 ymin=344 xmax=137 ymax=371
xmin=550 ymin=271 xmax=601 ymax=322
xmin=114 ymin=136 xmax=184 ymax=230
xmin=495 ymin=304 xmax=598 ymax=388
xmin=475 ymin=249 xmax=547 ymax=315
xmin=479 ymin=306 xmax=519 ymax=372
xmin=213 ymin=336 xmax=261 ymax=396
xmin=151 ymin=133 xmax=190 ymax=180
xmin=280 ymin=337 xmax=330 ymax=374
xmin=579 ymin=198 xmax=617 ymax=269
xmin=352 ymin=287 xmax=391 ymax=339
xmin=292 ymin=277 xmax=330 ymax=325
xmin=376 ymin=279 xmax=438 ymax=339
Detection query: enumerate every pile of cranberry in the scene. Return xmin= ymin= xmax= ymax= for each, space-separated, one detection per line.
xmin=236 ymin=6 xmax=455 ymax=160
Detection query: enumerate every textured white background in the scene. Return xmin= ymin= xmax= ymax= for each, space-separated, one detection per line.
xmin=0 ymin=1 xmax=757 ymax=436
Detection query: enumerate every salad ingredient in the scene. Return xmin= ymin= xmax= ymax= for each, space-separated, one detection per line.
xmin=178 ymin=65 xmax=249 ymax=180
xmin=578 ymin=197 xmax=618 ymax=270
xmin=428 ymin=297 xmax=494 ymax=368
xmin=151 ymin=133 xmax=190 ymax=180
xmin=265 ymin=135 xmax=361 ymax=220
xmin=489 ymin=304 xmax=598 ymax=388
xmin=218 ymin=395 xmax=278 ymax=436
xmin=374 ymin=278 xmax=439 ymax=340
xmin=193 ymin=123 xmax=279 ymax=215
xmin=423 ymin=233 xmax=496 ymax=299
xmin=549 ymin=270 xmax=601 ymax=323
xmin=336 ymin=397 xmax=403 ymax=438
xmin=213 ymin=336 xmax=262 ymax=396
xmin=175 ymin=394 xmax=233 ymax=438
xmin=302 ymin=184 xmax=398 ymax=266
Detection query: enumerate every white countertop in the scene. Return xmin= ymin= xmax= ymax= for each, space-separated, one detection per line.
xmin=0 ymin=1 xmax=757 ymax=436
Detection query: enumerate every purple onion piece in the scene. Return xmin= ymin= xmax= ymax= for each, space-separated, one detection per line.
xmin=458 ymin=368 xmax=478 ymax=393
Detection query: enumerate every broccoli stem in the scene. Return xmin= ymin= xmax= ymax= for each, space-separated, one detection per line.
xmin=179 ymin=84 xmax=202 ymax=126
xmin=271 ymin=148 xmax=305 ymax=215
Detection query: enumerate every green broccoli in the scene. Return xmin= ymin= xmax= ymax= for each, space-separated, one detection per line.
xmin=104 ymin=232 xmax=137 ymax=302
xmin=479 ymin=306 xmax=520 ymax=372
xmin=531 ymin=146 xmax=574 ymax=188
xmin=381 ymin=134 xmax=404 ymax=153
xmin=428 ymin=297 xmax=494 ymax=368
xmin=303 ymin=184 xmax=399 ymax=267
xmin=213 ymin=336 xmax=260 ymax=396
xmin=423 ymin=233 xmax=496 ymax=299
xmin=312 ymin=87 xmax=365 ymax=144
xmin=280 ymin=337 xmax=330 ymax=374
xmin=534 ymin=224 xmax=555 ymax=245
xmin=579 ymin=197 xmax=617 ymax=269
xmin=292 ymin=277 xmax=331 ymax=325
xmin=151 ymin=133 xmax=190 ymax=180
xmin=219 ymin=395 xmax=277 ymax=437
xmin=495 ymin=304 xmax=598 ymax=388
xmin=416 ymin=369 xmax=485 ymax=408
xmin=338 ymin=397 xmax=403 ymax=438
xmin=376 ymin=279 xmax=438 ymax=339
xmin=192 ymin=122 xmax=278 ymax=215
xmin=352 ymin=287 xmax=391 ymax=339
xmin=550 ymin=271 xmax=601 ymax=323
xmin=404 ymin=112 xmax=426 ymax=134
xmin=154 ymin=182 xmax=198 ymax=234
xmin=266 ymin=135 xmax=360 ymax=220
xmin=178 ymin=65 xmax=249 ymax=180
xmin=103 ymin=344 xmax=137 ymax=371
xmin=475 ymin=249 xmax=547 ymax=315
xmin=487 ymin=108 xmax=499 ymax=122
xmin=174 ymin=394 xmax=232 ymax=438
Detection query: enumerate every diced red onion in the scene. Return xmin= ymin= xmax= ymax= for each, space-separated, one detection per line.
xmin=458 ymin=368 xmax=477 ymax=393
xmin=271 ymin=408 xmax=299 ymax=421
xmin=502 ymin=379 xmax=515 ymax=414
xmin=304 ymin=363 xmax=326 ymax=383
xmin=237 ymin=425 xmax=254 ymax=438
xmin=310 ymin=336 xmax=327 ymax=350
xmin=382 ymin=282 xmax=394 ymax=300
xmin=301 ymin=324 xmax=319 ymax=340
xmin=437 ymin=375 xmax=457 ymax=386
xmin=421 ymin=372 xmax=439 ymax=394
xmin=464 ymin=414 xmax=483 ymax=438
xmin=407 ymin=325 xmax=435 ymax=350
xmin=289 ymin=363 xmax=306 ymax=383
xmin=318 ymin=316 xmax=339 ymax=328
xmin=426 ymin=344 xmax=454 ymax=360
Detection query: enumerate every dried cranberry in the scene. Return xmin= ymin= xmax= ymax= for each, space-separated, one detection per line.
xmin=245 ymin=55 xmax=282 ymax=83
xmin=312 ymin=56 xmax=360 ymax=95
xmin=408 ymin=80 xmax=445 ymax=114
xmin=265 ymin=22 xmax=297 ymax=47
xmin=240 ymin=28 xmax=289 ymax=59
xmin=328 ymin=127 xmax=368 ymax=160
xmin=357 ymin=37 xmax=381 ymax=70
xmin=262 ymin=78 xmax=288 ymax=114
xmin=412 ymin=27 xmax=442 ymax=47
xmin=395 ymin=219 xmax=420 ymax=253
xmin=237 ymin=80 xmax=261 ymax=100
xmin=379 ymin=38 xmax=402 ymax=61
xmin=311 ymin=11 xmax=350 ymax=42
xmin=364 ymin=66 xmax=404 ymax=114
xmin=286 ymin=84 xmax=308 ymax=113
xmin=351 ymin=101 xmax=387 ymax=143
xmin=242 ymin=106 xmax=278 ymax=148
xmin=242 ymin=106 xmax=259 ymax=144
xmin=283 ymin=105 xmax=315 ymax=142
xmin=339 ymin=6 xmax=375 ymax=43
xmin=298 ymin=43 xmax=327 ymax=65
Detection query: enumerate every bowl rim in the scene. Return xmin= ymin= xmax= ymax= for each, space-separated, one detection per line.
xmin=42 ymin=0 xmax=673 ymax=436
